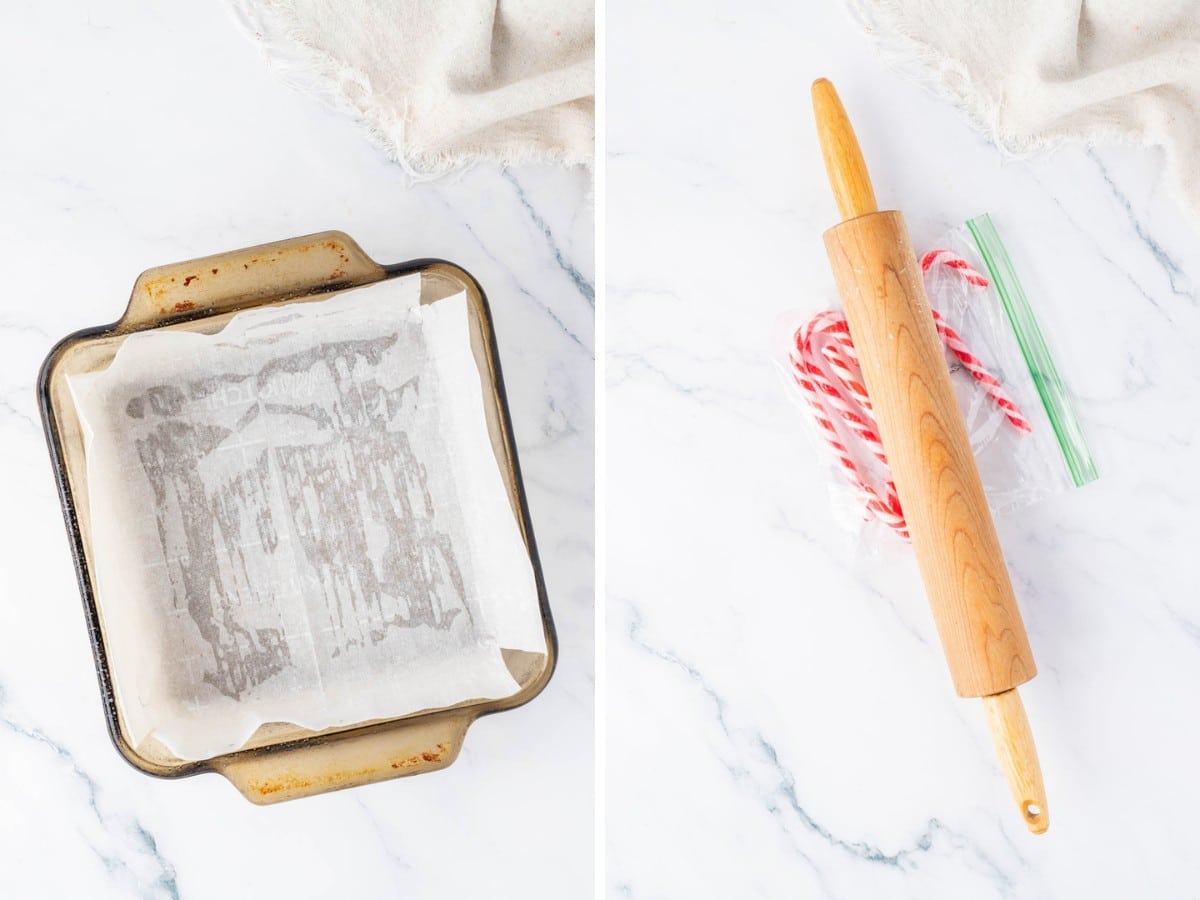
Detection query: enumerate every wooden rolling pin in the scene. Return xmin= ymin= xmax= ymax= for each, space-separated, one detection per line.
xmin=811 ymin=78 xmax=1048 ymax=834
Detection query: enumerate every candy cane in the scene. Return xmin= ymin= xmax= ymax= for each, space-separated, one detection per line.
xmin=933 ymin=315 xmax=1032 ymax=434
xmin=790 ymin=317 xmax=907 ymax=537
xmin=790 ymin=251 xmax=1028 ymax=539
xmin=921 ymin=249 xmax=990 ymax=287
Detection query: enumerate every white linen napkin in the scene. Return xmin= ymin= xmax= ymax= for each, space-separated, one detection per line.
xmin=851 ymin=0 xmax=1200 ymax=224
xmin=230 ymin=0 xmax=594 ymax=174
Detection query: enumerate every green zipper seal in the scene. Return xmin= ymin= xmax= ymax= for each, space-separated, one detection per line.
xmin=966 ymin=213 xmax=1098 ymax=488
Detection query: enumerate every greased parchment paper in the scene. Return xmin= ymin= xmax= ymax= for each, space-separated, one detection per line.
xmin=67 ymin=275 xmax=545 ymax=761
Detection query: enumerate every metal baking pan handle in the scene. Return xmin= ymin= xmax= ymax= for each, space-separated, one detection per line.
xmin=121 ymin=231 xmax=386 ymax=329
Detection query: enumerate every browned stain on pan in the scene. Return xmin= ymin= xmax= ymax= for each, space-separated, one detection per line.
xmin=141 ymin=239 xmax=356 ymax=310
xmin=247 ymin=743 xmax=450 ymax=797
xmin=157 ymin=300 xmax=198 ymax=315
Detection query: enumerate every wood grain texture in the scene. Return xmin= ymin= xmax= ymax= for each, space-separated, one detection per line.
xmin=824 ymin=210 xmax=1036 ymax=698
xmin=811 ymin=79 xmax=878 ymax=221
xmin=983 ymin=689 xmax=1049 ymax=833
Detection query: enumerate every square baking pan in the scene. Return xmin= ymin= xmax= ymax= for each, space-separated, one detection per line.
xmin=38 ymin=231 xmax=556 ymax=803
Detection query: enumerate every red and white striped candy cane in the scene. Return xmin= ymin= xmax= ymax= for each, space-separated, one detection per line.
xmin=789 ymin=251 xmax=1029 ymax=539
xmin=932 ymin=313 xmax=1032 ymax=434
xmin=921 ymin=249 xmax=990 ymax=287
xmin=790 ymin=314 xmax=908 ymax=538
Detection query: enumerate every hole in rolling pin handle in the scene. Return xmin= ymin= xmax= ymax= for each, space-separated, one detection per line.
xmin=1024 ymin=802 xmax=1042 ymax=820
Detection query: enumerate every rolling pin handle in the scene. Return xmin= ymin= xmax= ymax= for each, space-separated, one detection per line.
xmin=811 ymin=79 xmax=879 ymax=221
xmin=983 ymin=689 xmax=1049 ymax=834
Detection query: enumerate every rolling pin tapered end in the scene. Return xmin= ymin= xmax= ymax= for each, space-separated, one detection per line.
xmin=983 ymin=689 xmax=1049 ymax=834
xmin=811 ymin=78 xmax=878 ymax=222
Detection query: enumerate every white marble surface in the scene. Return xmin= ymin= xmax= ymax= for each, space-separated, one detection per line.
xmin=0 ymin=3 xmax=592 ymax=898
xmin=607 ymin=3 xmax=1200 ymax=897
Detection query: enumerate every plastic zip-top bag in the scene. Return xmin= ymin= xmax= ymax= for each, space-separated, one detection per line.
xmin=776 ymin=213 xmax=1097 ymax=543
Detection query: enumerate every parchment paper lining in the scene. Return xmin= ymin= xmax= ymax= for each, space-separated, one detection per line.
xmin=67 ymin=275 xmax=544 ymax=761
